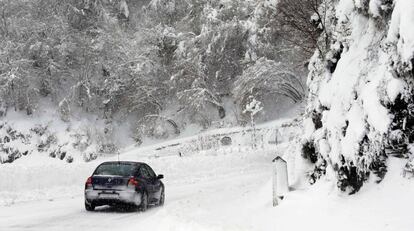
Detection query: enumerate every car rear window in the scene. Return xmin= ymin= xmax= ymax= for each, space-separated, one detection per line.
xmin=94 ymin=163 xmax=137 ymax=176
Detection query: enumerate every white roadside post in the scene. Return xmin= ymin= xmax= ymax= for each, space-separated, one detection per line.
xmin=272 ymin=156 xmax=289 ymax=207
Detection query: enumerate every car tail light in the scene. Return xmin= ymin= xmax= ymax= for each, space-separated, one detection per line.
xmin=85 ymin=177 xmax=92 ymax=188
xmin=128 ymin=177 xmax=139 ymax=187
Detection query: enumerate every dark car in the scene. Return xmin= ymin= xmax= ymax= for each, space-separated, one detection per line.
xmin=84 ymin=161 xmax=165 ymax=211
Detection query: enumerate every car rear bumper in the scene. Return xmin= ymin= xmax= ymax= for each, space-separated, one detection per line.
xmin=85 ymin=189 xmax=141 ymax=206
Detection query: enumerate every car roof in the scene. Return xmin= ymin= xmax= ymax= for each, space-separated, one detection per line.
xmin=99 ymin=161 xmax=145 ymax=166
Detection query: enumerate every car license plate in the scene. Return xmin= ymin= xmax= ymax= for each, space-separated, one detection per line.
xmin=100 ymin=193 xmax=118 ymax=199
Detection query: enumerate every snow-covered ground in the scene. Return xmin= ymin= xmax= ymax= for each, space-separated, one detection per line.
xmin=1 ymin=121 xmax=413 ymax=231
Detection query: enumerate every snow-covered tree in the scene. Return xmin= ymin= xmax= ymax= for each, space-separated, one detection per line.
xmin=243 ymin=96 xmax=263 ymax=147
xmin=233 ymin=58 xmax=305 ymax=114
xmin=302 ymin=0 xmax=414 ymax=193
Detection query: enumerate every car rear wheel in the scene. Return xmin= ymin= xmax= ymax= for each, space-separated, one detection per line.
xmin=158 ymin=189 xmax=165 ymax=206
xmin=139 ymin=192 xmax=148 ymax=212
xmin=85 ymin=201 xmax=95 ymax=211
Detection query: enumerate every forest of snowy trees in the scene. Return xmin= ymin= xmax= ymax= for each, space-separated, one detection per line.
xmin=0 ymin=0 xmax=319 ymax=161
xmin=0 ymin=0 xmax=317 ymax=133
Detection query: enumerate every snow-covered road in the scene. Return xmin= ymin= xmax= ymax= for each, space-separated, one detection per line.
xmin=0 ymin=147 xmax=277 ymax=231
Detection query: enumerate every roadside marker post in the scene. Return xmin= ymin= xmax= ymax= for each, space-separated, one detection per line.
xmin=272 ymin=156 xmax=289 ymax=207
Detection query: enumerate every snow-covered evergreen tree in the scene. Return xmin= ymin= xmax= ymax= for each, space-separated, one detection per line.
xmin=303 ymin=0 xmax=414 ymax=193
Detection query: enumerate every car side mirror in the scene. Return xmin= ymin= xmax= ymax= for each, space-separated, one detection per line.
xmin=157 ymin=174 xmax=164 ymax=180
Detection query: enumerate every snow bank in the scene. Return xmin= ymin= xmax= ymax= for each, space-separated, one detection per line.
xmin=0 ymin=155 xmax=96 ymax=206
xmin=0 ymin=105 xmax=137 ymax=164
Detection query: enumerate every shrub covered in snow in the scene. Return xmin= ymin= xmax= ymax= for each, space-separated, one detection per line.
xmin=0 ymin=116 xmax=117 ymax=164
